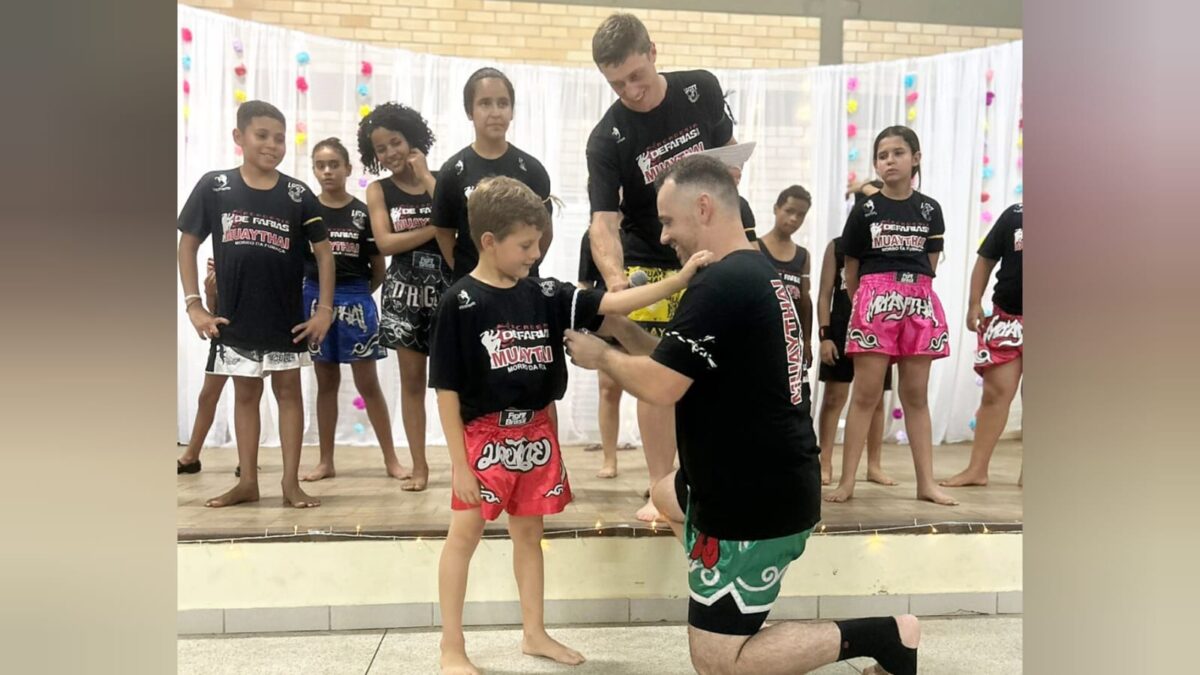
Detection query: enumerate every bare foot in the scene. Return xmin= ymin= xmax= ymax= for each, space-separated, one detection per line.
xmin=824 ymin=485 xmax=855 ymax=503
xmin=916 ymin=486 xmax=959 ymax=506
xmin=281 ymin=483 xmax=321 ymax=508
xmin=385 ymin=459 xmax=413 ymax=480
xmin=867 ymin=468 xmax=899 ymax=486
xmin=821 ymin=465 xmax=833 ymax=486
xmin=402 ymin=463 xmax=429 ymax=492
xmin=205 ymin=482 xmax=259 ymax=508
xmin=522 ymin=631 xmax=585 ymax=666
xmin=440 ymin=647 xmax=481 ymax=675
xmin=939 ymin=469 xmax=988 ymax=487
xmin=635 ymin=497 xmax=663 ymax=523
xmin=596 ymin=463 xmax=618 ymax=479
xmin=301 ymin=463 xmax=335 ymax=482
xmin=583 ymin=443 xmax=602 ymax=452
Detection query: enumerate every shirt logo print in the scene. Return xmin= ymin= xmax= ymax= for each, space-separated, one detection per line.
xmin=212 ymin=174 xmax=231 ymax=192
xmin=684 ymin=84 xmax=699 ymax=103
xmin=287 ymin=182 xmax=306 ymax=203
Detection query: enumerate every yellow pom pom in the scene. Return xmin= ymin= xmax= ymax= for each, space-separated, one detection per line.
xmin=295 ymin=132 xmax=308 ymax=145
xmin=182 ymin=104 xmax=190 ymax=120
xmin=847 ymin=99 xmax=858 ymax=114
xmin=359 ymin=104 xmax=371 ymax=118
xmin=907 ymin=106 xmax=917 ymax=122
xmin=234 ymin=89 xmax=247 ymax=103
xmin=983 ymin=119 xmax=990 ymax=133
xmin=1017 ymin=133 xmax=1023 ymax=148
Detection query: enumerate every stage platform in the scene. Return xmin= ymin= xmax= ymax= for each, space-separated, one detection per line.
xmin=177 ymin=440 xmax=1022 ymax=541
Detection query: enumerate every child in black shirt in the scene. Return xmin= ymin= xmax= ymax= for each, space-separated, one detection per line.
xmin=360 ymin=102 xmax=446 ymax=491
xmin=297 ymin=138 xmax=408 ymax=484
xmin=430 ymin=176 xmax=711 ymax=674
xmin=828 ymin=126 xmax=956 ymax=506
xmin=942 ymin=202 xmax=1024 ymax=488
xmin=177 ymin=100 xmax=334 ymax=509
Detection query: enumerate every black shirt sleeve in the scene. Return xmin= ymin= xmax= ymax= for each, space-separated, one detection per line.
xmin=431 ymin=158 xmax=460 ymax=230
xmin=178 ymin=173 xmax=214 ymax=240
xmin=550 ymin=278 xmax=605 ymax=331
xmin=978 ymin=206 xmax=1013 ymax=259
xmin=925 ymin=199 xmax=945 ymax=253
xmin=699 ymin=70 xmax=734 ymax=146
xmin=586 ymin=125 xmax=622 ymax=214
xmin=428 ymin=293 xmax=465 ymax=392
xmin=840 ymin=203 xmax=868 ymax=259
xmin=300 ymin=187 xmax=327 ymax=243
xmin=650 ymin=279 xmax=726 ymax=380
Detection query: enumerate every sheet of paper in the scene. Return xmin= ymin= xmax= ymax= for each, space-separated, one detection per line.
xmin=693 ymin=141 xmax=756 ymax=167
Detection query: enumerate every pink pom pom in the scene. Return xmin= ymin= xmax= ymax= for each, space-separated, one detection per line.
xmin=981 ymin=211 xmax=994 ymax=224
xmin=892 ymin=408 xmax=903 ymax=420
xmin=234 ymin=64 xmax=247 ymax=78
xmin=353 ymin=396 xmax=366 ymax=410
xmin=296 ymin=76 xmax=309 ymax=93
xmin=983 ymin=155 xmax=990 ymax=166
xmin=847 ymin=76 xmax=858 ymax=92
xmin=181 ymin=28 xmax=193 ymax=43
xmin=847 ymin=170 xmax=857 ymax=183
xmin=906 ymin=91 xmax=919 ymax=104
xmin=296 ymin=121 xmax=307 ymax=133
xmin=361 ymin=61 xmax=373 ymax=76
xmin=986 ymin=68 xmax=994 ymax=82
xmin=1016 ymin=157 xmax=1023 ymax=170
xmin=182 ymin=80 xmax=190 ymax=95
xmin=847 ymin=123 xmax=857 ymax=138
xmin=981 ymin=192 xmax=990 ymax=203
xmin=358 ymin=177 xmax=369 ymax=188
xmin=986 ymin=91 xmax=996 ymax=106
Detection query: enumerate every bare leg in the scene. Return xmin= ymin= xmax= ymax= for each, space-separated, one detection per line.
xmin=509 ymin=515 xmax=585 ymax=666
xmin=205 ymin=376 xmax=262 ymax=507
xmin=439 ymin=508 xmax=486 ymax=675
xmin=179 ymin=374 xmax=228 ymax=466
xmin=866 ymin=389 xmax=898 ymax=485
xmin=687 ymin=615 xmax=920 ymax=675
xmin=597 ymin=371 xmax=622 ymax=478
xmin=826 ymin=354 xmax=889 ymax=503
xmin=636 ymin=400 xmax=677 ymax=521
xmin=396 ymin=347 xmax=430 ymax=491
xmin=274 ymin=369 xmax=320 ymax=508
xmin=942 ymin=357 xmax=1022 ymax=487
xmin=896 ymin=358 xmax=956 ymax=505
xmin=817 ymin=382 xmax=850 ymax=486
xmin=650 ymin=470 xmax=686 ymax=542
xmin=302 ymin=362 xmax=340 ymax=481
xmin=350 ymin=359 xmax=409 ymax=479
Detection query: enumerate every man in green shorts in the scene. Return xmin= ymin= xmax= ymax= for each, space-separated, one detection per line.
xmin=567 ymin=155 xmax=920 ymax=675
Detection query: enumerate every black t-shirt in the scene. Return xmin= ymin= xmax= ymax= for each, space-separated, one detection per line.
xmin=378 ymin=176 xmax=442 ymax=263
xmin=650 ymin=250 xmax=820 ymax=540
xmin=578 ymin=231 xmax=605 ymax=290
xmin=586 ymin=70 xmax=734 ymax=267
xmin=739 ymin=196 xmax=757 ymax=242
xmin=757 ymin=240 xmax=808 ymax=308
xmin=841 ymin=190 xmax=946 ymax=278
xmin=978 ymin=202 xmax=1023 ymax=315
xmin=178 ymin=168 xmax=327 ymax=352
xmin=429 ymin=276 xmax=604 ymax=423
xmin=304 ymin=197 xmax=375 ymax=283
xmin=431 ymin=145 xmax=552 ymax=281
xmin=830 ymin=237 xmax=854 ymax=325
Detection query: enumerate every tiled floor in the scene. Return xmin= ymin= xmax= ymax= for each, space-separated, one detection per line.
xmin=178 ymin=440 xmax=1023 ymax=539
xmin=178 ymin=616 xmax=1023 ymax=674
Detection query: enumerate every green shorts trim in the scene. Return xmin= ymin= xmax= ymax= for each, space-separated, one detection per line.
xmin=684 ymin=508 xmax=813 ymax=616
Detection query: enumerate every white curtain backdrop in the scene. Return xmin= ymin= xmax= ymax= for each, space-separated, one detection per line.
xmin=178 ymin=5 xmax=1023 ymax=448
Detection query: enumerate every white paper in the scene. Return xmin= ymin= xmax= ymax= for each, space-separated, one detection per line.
xmin=693 ymin=141 xmax=756 ymax=167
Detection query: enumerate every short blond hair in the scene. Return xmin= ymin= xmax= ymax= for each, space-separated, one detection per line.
xmin=467 ymin=176 xmax=549 ymax=248
xmin=592 ymin=13 xmax=652 ymax=68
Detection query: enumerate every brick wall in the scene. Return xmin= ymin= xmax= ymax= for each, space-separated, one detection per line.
xmin=182 ymin=0 xmax=822 ymax=69
xmin=843 ymin=20 xmax=1022 ymax=63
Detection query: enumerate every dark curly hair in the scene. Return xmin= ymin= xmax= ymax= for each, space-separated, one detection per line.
xmin=356 ymin=102 xmax=435 ymax=175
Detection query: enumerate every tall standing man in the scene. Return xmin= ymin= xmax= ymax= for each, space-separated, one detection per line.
xmin=586 ymin=13 xmax=740 ymax=521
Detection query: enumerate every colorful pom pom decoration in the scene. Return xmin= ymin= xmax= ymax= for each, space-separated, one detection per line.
xmin=296 ymin=51 xmax=310 ymax=65
xmin=181 ymin=28 xmax=193 ymax=43
xmin=234 ymin=64 xmax=246 ymax=78
xmin=182 ymin=55 xmax=192 ymax=71
xmin=233 ymin=89 xmax=247 ymax=103
xmin=359 ymin=104 xmax=371 ymax=118
xmin=295 ymin=132 xmax=307 ymax=145
xmin=296 ymin=76 xmax=309 ymax=93
xmin=361 ymin=61 xmax=373 ymax=76
xmin=847 ymin=76 xmax=858 ymax=92
xmin=358 ymin=177 xmax=369 ymax=188
xmin=906 ymin=91 xmax=919 ymax=104
xmin=233 ymin=39 xmax=244 ymax=53
xmin=353 ymin=396 xmax=366 ymax=410
xmin=847 ymin=123 xmax=857 ymax=138
xmin=892 ymin=408 xmax=903 ymax=420
xmin=358 ymin=84 xmax=370 ymax=97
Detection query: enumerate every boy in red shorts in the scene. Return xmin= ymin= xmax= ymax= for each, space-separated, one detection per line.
xmin=429 ymin=176 xmax=711 ymax=675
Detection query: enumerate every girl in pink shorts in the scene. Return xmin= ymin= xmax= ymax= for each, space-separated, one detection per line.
xmin=825 ymin=126 xmax=958 ymax=506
